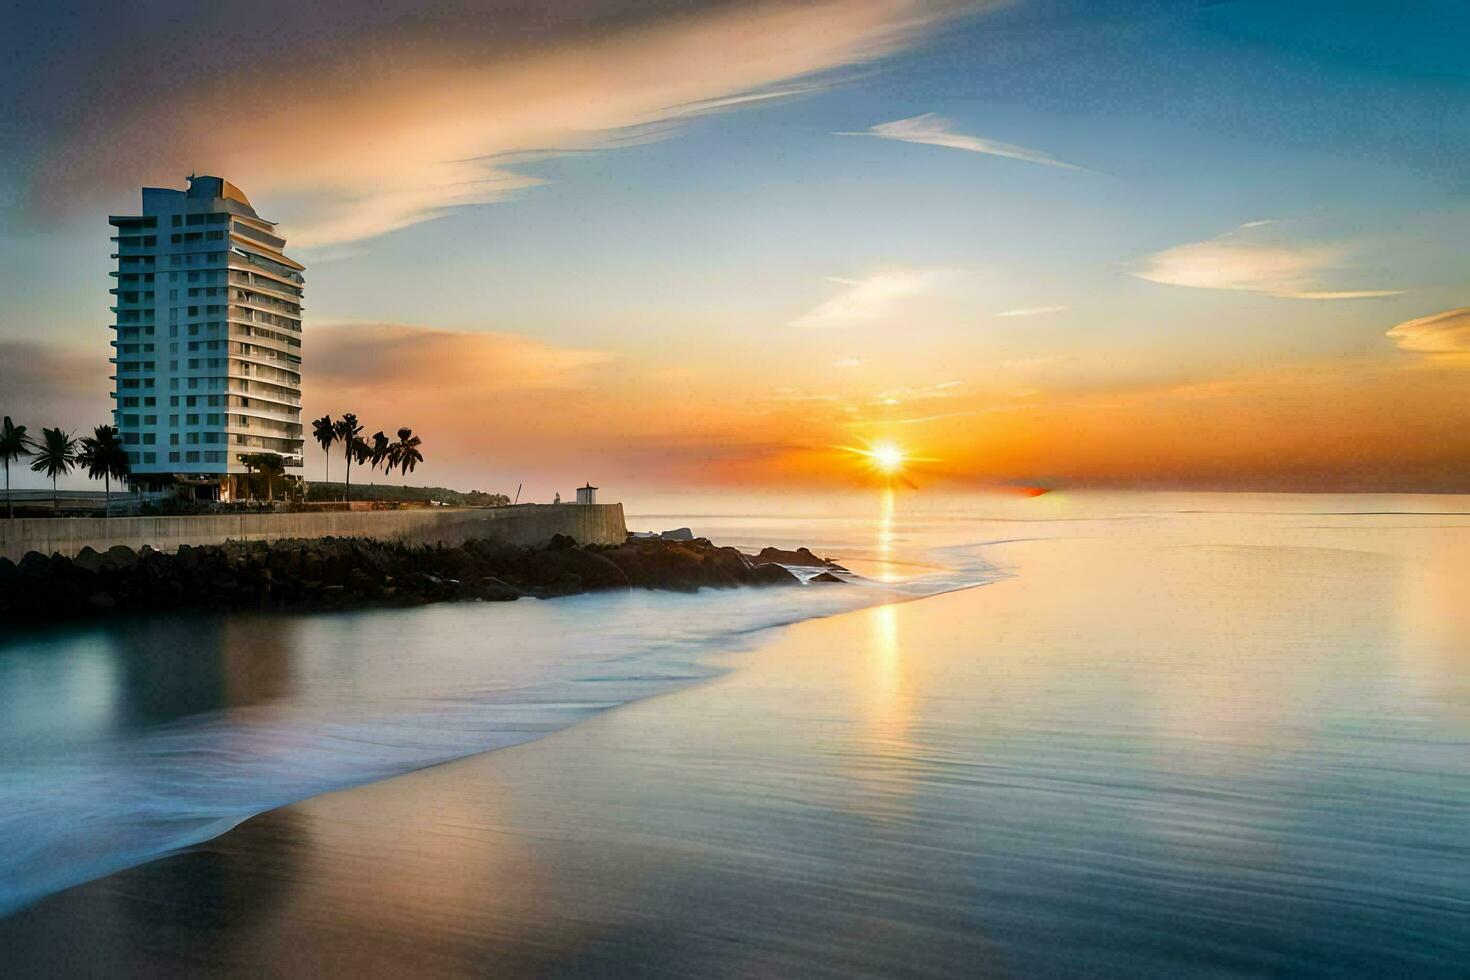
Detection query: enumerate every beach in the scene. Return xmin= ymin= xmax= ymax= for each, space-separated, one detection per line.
xmin=2 ymin=493 xmax=1468 ymax=975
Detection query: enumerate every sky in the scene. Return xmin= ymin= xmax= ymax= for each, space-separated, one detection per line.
xmin=1 ymin=0 xmax=1467 ymax=495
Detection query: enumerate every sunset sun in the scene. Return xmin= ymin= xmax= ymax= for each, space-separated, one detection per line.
xmin=869 ymin=443 xmax=905 ymax=474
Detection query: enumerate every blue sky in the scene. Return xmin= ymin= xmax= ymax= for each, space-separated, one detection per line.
xmin=2 ymin=0 xmax=1467 ymax=491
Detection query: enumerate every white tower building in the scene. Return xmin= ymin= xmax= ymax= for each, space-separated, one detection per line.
xmin=109 ymin=176 xmax=304 ymax=500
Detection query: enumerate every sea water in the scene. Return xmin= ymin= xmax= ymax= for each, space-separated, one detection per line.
xmin=1 ymin=488 xmax=1467 ymax=968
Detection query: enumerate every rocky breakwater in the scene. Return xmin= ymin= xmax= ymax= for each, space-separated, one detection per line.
xmin=0 ymin=534 xmax=819 ymax=623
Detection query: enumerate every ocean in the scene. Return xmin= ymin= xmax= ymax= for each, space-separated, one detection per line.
xmin=1 ymin=491 xmax=1467 ymax=975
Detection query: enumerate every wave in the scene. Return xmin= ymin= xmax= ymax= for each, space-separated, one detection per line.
xmin=0 ymin=541 xmax=1001 ymax=917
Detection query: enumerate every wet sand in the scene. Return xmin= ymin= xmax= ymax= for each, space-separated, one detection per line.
xmin=5 ymin=529 xmax=1468 ymax=977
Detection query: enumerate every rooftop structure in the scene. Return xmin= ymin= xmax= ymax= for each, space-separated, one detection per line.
xmin=109 ymin=175 xmax=304 ymax=499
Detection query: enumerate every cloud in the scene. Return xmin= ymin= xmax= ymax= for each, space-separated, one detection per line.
xmin=833 ymin=357 xmax=865 ymax=368
xmin=790 ymin=268 xmax=962 ymax=329
xmin=0 ymin=340 xmax=109 ymax=434
xmin=20 ymin=1 xmax=966 ymax=248
xmin=1386 ymin=307 xmax=1470 ymax=354
xmin=838 ymin=113 xmax=1084 ymax=170
xmin=874 ymin=380 xmax=963 ymax=403
xmin=1133 ymin=222 xmax=1403 ymax=299
xmin=995 ymin=305 xmax=1069 ymax=317
xmin=311 ymin=323 xmax=611 ymax=392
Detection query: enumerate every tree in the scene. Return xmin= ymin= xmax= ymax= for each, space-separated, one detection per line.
xmin=312 ymin=414 xmax=336 ymax=484
xmin=0 ymin=416 xmax=33 ymax=519
xmin=368 ymin=431 xmax=391 ymax=472
xmin=29 ymin=427 xmax=78 ymax=511
xmin=393 ymin=427 xmax=424 ymax=487
xmin=332 ymin=413 xmax=364 ymax=502
xmin=77 ymin=425 xmax=131 ymax=517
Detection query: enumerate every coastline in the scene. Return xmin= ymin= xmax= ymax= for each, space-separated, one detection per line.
xmin=0 ymin=515 xmax=982 ymax=918
xmin=0 ymin=535 xmax=838 ymax=623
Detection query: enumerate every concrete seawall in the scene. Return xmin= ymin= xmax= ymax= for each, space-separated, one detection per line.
xmin=0 ymin=504 xmax=627 ymax=561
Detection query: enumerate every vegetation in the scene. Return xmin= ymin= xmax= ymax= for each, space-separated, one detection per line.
xmin=1 ymin=408 xmax=434 ymax=516
xmin=1 ymin=416 xmax=33 ymax=519
xmin=29 ymin=427 xmax=79 ymax=510
xmin=77 ymin=424 xmax=131 ymax=517
xmin=312 ymin=414 xmax=336 ymax=484
xmin=304 ymin=482 xmax=509 ymax=507
xmin=316 ymin=412 xmax=430 ymax=501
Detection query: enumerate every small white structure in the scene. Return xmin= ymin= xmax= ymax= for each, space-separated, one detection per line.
xmin=575 ymin=483 xmax=598 ymax=505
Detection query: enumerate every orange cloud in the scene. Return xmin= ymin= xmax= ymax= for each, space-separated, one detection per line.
xmin=1386 ymin=307 xmax=1470 ymax=355
xmin=33 ymin=1 xmax=969 ymax=248
xmin=311 ymin=323 xmax=610 ymax=393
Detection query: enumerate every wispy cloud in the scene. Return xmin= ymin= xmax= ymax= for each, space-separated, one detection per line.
xmin=27 ymin=2 xmax=963 ymax=248
xmin=1386 ymin=307 xmax=1470 ymax=354
xmin=790 ymin=268 xmax=963 ymax=329
xmin=874 ymin=380 xmax=963 ymax=404
xmin=996 ymin=305 xmax=1070 ymax=317
xmin=838 ymin=113 xmax=1084 ymax=171
xmin=1133 ymin=222 xmax=1404 ymax=299
xmin=848 ymin=409 xmax=982 ymax=427
xmin=312 ymin=323 xmax=610 ymax=391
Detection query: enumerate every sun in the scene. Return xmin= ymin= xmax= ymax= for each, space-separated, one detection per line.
xmin=868 ymin=442 xmax=905 ymax=474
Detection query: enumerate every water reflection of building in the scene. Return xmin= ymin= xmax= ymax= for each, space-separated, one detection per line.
xmin=110 ymin=616 xmax=296 ymax=728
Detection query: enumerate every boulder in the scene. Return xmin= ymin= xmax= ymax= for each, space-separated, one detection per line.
xmin=472 ymin=577 xmax=521 ymax=602
xmin=659 ymin=527 xmax=695 ymax=541
xmin=749 ymin=562 xmax=802 ymax=586
xmin=101 ymin=545 xmax=140 ymax=571
xmin=74 ymin=546 xmax=106 ymax=574
xmin=750 ymin=546 xmax=845 ymax=570
xmin=809 ymin=571 xmax=846 ymax=583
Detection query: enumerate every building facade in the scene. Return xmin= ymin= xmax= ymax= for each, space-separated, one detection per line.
xmin=109 ymin=176 xmax=304 ymax=499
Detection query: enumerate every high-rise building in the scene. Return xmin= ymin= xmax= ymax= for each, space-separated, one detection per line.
xmin=108 ymin=176 xmax=304 ymax=499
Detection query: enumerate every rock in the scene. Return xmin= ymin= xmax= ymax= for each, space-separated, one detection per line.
xmin=809 ymin=571 xmax=846 ymax=583
xmin=473 ymin=577 xmax=520 ymax=601
xmin=17 ymin=551 xmax=49 ymax=577
xmin=749 ymin=562 xmax=802 ymax=586
xmin=547 ymin=533 xmax=578 ymax=550
xmin=659 ymin=527 xmax=695 ymax=541
xmin=0 ymin=531 xmax=834 ymax=622
xmin=750 ymin=546 xmax=845 ymax=570
xmin=101 ymin=545 xmax=140 ymax=571
xmin=74 ymin=546 xmax=106 ymax=574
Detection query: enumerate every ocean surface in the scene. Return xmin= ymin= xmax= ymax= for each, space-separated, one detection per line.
xmin=2 ymin=491 xmax=1468 ymax=975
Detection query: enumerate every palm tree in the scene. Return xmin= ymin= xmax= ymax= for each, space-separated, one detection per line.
xmin=29 ymin=427 xmax=78 ymax=511
xmin=332 ymin=413 xmax=364 ymax=502
xmin=393 ymin=427 xmax=424 ymax=487
xmin=368 ymin=431 xmax=391 ymax=473
xmin=312 ymin=414 xmax=336 ymax=485
xmin=0 ymin=416 xmax=33 ymax=519
xmin=77 ymin=424 xmax=131 ymax=517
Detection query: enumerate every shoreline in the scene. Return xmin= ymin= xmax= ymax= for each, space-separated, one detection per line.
xmin=0 ymin=535 xmax=851 ymax=624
